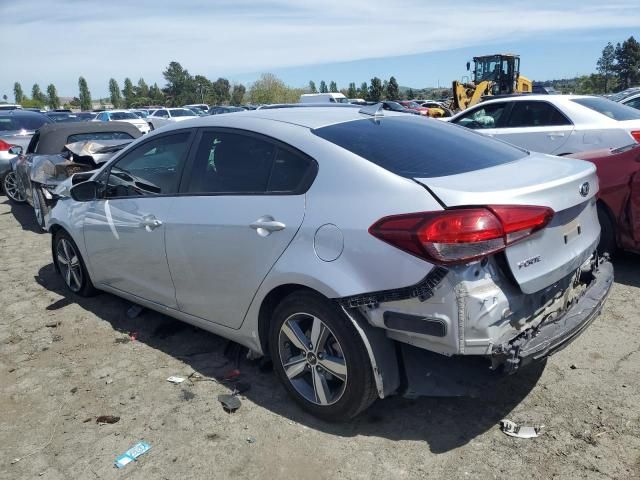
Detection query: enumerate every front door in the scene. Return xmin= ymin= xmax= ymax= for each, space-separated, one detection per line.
xmin=165 ymin=129 xmax=316 ymax=328
xmin=83 ymin=131 xmax=193 ymax=307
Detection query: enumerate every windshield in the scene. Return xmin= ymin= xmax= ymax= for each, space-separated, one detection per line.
xmin=572 ymin=97 xmax=640 ymax=121
xmin=313 ymin=116 xmax=527 ymax=178
xmin=170 ymin=109 xmax=196 ymax=117
xmin=0 ymin=114 xmax=50 ymax=132
xmin=474 ymin=57 xmax=501 ymax=82
xmin=110 ymin=112 xmax=138 ymax=120
xmin=67 ymin=132 xmax=135 ymax=143
xmin=385 ymin=102 xmax=405 ymax=112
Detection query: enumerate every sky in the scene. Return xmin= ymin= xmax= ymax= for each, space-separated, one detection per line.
xmin=1 ymin=0 xmax=639 ymax=99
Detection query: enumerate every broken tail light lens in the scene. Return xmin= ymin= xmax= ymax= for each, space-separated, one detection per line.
xmin=0 ymin=139 xmax=14 ymax=151
xmin=369 ymin=205 xmax=554 ymax=265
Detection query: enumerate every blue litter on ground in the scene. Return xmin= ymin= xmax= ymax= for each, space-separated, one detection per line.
xmin=114 ymin=441 xmax=151 ymax=468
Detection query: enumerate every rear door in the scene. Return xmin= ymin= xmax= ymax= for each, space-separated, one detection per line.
xmin=495 ymin=101 xmax=574 ymax=153
xmin=630 ymin=171 xmax=640 ymax=243
xmin=82 ymin=130 xmax=193 ymax=307
xmin=164 ymin=129 xmax=315 ymax=328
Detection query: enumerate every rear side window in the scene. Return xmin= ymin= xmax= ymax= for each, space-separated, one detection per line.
xmin=186 ymin=131 xmax=315 ymax=194
xmin=507 ymin=101 xmax=571 ymax=127
xmin=313 ymin=116 xmax=527 ymax=178
xmin=66 ymin=132 xmax=135 ymax=144
xmin=624 ymin=97 xmax=640 ymax=110
xmin=571 ymin=97 xmax=640 ymax=121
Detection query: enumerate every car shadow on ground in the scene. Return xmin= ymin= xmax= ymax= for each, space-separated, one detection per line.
xmin=35 ymin=261 xmax=545 ymax=454
xmin=612 ymin=252 xmax=640 ymax=288
xmin=0 ymin=199 xmax=43 ymax=234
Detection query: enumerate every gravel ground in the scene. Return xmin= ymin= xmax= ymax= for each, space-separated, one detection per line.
xmin=0 ymin=197 xmax=639 ymax=480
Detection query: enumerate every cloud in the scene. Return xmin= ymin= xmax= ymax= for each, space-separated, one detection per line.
xmin=1 ymin=0 xmax=639 ymax=95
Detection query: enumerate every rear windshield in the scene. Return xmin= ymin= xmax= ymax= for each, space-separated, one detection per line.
xmin=0 ymin=114 xmax=50 ymax=132
xmin=170 ymin=109 xmax=195 ymax=117
xmin=313 ymin=116 xmax=527 ymax=178
xmin=67 ymin=132 xmax=135 ymax=143
xmin=571 ymin=97 xmax=640 ymax=121
xmin=110 ymin=112 xmax=138 ymax=120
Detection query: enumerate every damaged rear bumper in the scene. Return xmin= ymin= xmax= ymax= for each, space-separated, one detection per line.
xmin=498 ymin=258 xmax=614 ymax=373
xmin=398 ymin=258 xmax=613 ymax=397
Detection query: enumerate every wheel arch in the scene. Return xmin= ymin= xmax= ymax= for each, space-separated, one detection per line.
xmin=257 ymin=283 xmax=401 ymax=399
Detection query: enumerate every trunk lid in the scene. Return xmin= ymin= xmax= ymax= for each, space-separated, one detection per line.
xmin=415 ymin=153 xmax=600 ymax=293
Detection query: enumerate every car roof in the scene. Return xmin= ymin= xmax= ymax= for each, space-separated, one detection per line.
xmin=479 ymin=94 xmax=591 ymax=105
xmin=159 ymin=105 xmax=407 ymax=131
xmin=34 ymin=121 xmax=142 ymax=153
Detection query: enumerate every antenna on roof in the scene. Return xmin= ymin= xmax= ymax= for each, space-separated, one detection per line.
xmin=359 ymin=102 xmax=384 ymax=117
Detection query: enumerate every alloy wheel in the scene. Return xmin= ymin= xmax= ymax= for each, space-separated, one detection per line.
xmin=278 ymin=313 xmax=348 ymax=406
xmin=56 ymin=238 xmax=83 ymax=292
xmin=4 ymin=172 xmax=25 ymax=202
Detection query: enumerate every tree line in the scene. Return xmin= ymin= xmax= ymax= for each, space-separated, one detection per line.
xmin=537 ymin=36 xmax=640 ymax=94
xmin=8 ymin=37 xmax=638 ymax=111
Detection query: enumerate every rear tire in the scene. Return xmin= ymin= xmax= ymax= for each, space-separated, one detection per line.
xmin=148 ymin=122 xmax=154 ymax=131
xmin=269 ymin=291 xmax=377 ymax=421
xmin=597 ymin=204 xmax=616 ymax=257
xmin=53 ymin=230 xmax=98 ymax=297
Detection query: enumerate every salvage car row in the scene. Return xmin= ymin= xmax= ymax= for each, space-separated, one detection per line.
xmin=0 ymin=97 xmax=637 ymax=420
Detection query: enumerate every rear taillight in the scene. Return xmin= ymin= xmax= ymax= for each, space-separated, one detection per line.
xmin=0 ymin=139 xmax=13 ymax=151
xmin=631 ymin=131 xmax=640 ymax=143
xmin=369 ymin=205 xmax=554 ymax=265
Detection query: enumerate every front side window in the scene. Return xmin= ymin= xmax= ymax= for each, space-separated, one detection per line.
xmin=169 ymin=109 xmax=195 ymax=118
xmin=506 ymin=101 xmax=571 ymax=127
xmin=103 ymin=132 xmax=190 ymax=198
xmin=454 ymin=102 xmax=508 ymax=129
xmin=185 ymin=131 xmax=314 ymax=194
xmin=109 ymin=112 xmax=138 ymax=120
xmin=154 ymin=110 xmax=169 ymax=118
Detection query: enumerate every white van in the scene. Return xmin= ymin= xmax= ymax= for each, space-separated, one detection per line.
xmin=299 ymin=93 xmax=349 ymax=104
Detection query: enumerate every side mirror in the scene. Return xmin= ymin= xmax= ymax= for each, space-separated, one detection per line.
xmin=8 ymin=145 xmax=23 ymax=155
xmin=70 ymin=180 xmax=98 ymax=202
xmin=466 ymin=61 xmax=471 ymax=71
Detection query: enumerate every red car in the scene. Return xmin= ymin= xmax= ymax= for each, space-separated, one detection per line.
xmin=569 ymin=144 xmax=640 ymax=254
xmin=398 ymin=101 xmax=430 ymax=116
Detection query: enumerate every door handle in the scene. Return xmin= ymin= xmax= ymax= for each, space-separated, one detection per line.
xmin=547 ymin=132 xmax=565 ymax=138
xmin=141 ymin=215 xmax=163 ymax=232
xmin=250 ymin=216 xmax=286 ymax=237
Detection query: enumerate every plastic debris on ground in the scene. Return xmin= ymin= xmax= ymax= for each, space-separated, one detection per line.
xmin=500 ymin=419 xmax=543 ymax=438
xmin=166 ymin=376 xmax=185 ymax=384
xmin=114 ymin=441 xmax=151 ymax=469
xmin=126 ymin=304 xmax=144 ymax=319
xmin=218 ymin=394 xmax=241 ymax=413
xmin=223 ymin=368 xmax=241 ymax=381
xmin=246 ymin=436 xmax=256 ymax=444
xmin=96 ymin=415 xmax=120 ymax=424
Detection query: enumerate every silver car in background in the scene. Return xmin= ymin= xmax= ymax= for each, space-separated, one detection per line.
xmin=47 ymin=106 xmax=613 ymax=420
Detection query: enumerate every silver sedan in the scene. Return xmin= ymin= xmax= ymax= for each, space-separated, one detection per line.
xmin=47 ymin=105 xmax=613 ymax=420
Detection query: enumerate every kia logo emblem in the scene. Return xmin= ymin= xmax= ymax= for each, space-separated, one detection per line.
xmin=579 ymin=182 xmax=590 ymax=197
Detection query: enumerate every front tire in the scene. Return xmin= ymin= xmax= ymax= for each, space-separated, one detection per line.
xmin=148 ymin=122 xmax=154 ymax=131
xmin=32 ymin=186 xmax=50 ymax=231
xmin=269 ymin=291 xmax=377 ymax=421
xmin=53 ymin=230 xmax=98 ymax=296
xmin=3 ymin=171 xmax=26 ymax=203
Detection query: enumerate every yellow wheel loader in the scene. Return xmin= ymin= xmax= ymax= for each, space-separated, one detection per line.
xmin=451 ymin=54 xmax=532 ymax=112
